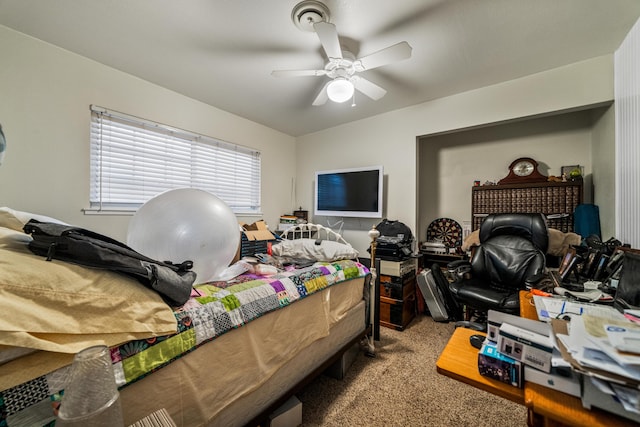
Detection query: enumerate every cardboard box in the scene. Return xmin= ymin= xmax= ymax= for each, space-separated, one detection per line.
xmin=524 ymin=365 xmax=581 ymax=397
xmin=269 ymin=395 xmax=302 ymax=427
xmin=478 ymin=341 xmax=523 ymax=388
xmin=487 ymin=310 xmax=551 ymax=343
xmin=242 ymin=220 xmax=276 ymax=241
xmin=498 ymin=323 xmax=553 ymax=372
xmin=239 ymin=221 xmax=277 ymax=258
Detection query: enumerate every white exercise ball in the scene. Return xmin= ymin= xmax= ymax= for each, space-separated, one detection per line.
xmin=127 ymin=188 xmax=239 ymax=284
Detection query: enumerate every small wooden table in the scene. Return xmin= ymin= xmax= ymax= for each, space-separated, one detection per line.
xmin=436 ymin=327 xmax=524 ymax=404
xmin=436 ymin=291 xmax=638 ymax=427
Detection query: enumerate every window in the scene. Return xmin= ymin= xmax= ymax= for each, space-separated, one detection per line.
xmin=89 ymin=105 xmax=261 ymax=214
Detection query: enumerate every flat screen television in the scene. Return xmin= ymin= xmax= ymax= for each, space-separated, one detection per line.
xmin=314 ymin=165 xmax=383 ymax=218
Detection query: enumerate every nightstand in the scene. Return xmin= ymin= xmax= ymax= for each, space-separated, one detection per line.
xmin=378 ymin=257 xmax=418 ymax=330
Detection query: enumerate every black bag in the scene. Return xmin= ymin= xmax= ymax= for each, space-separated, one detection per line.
xmin=375 ymin=219 xmax=414 ymax=244
xmin=369 ymin=219 xmax=414 ymax=260
xmin=23 ymin=219 xmax=196 ymax=306
xmin=614 ymin=251 xmax=640 ymax=311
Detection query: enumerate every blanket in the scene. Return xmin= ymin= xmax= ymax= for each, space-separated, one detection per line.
xmin=461 ymin=227 xmax=581 ymax=256
xmin=0 ymin=260 xmax=368 ymax=427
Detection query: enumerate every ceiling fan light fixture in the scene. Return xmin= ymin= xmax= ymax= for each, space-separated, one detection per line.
xmin=327 ymin=78 xmax=354 ymax=103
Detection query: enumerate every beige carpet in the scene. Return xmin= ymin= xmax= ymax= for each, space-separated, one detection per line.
xmin=298 ymin=315 xmax=528 ymax=427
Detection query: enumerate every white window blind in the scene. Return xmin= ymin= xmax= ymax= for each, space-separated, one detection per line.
xmin=89 ymin=105 xmax=261 ymax=213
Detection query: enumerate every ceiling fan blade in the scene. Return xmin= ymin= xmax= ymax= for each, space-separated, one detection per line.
xmin=352 ymin=76 xmax=387 ymax=100
xmin=312 ymin=82 xmax=330 ymax=106
xmin=271 ymin=69 xmax=327 ymax=78
xmin=356 ymin=41 xmax=412 ymax=71
xmin=313 ymin=21 xmax=343 ymax=60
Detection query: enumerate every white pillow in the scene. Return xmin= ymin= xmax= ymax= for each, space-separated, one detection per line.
xmin=0 ymin=207 xmax=67 ymax=232
xmin=271 ymin=238 xmax=359 ymax=262
xmin=0 ymin=226 xmax=32 ymax=250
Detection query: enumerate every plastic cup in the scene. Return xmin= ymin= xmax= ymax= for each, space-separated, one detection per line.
xmin=56 ymin=345 xmax=124 ymax=426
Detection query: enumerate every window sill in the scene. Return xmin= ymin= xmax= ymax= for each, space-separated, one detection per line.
xmin=83 ymin=208 xmax=263 ymax=217
xmin=83 ymin=208 xmax=136 ymax=216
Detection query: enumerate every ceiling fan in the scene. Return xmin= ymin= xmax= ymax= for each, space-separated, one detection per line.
xmin=271 ymin=1 xmax=412 ymax=106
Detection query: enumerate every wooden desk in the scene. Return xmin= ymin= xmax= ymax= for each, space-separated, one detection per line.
xmin=521 ymin=291 xmax=637 ymax=427
xmin=437 ymin=291 xmax=638 ymax=427
xmin=524 ymin=382 xmax=636 ymax=427
xmin=420 ymin=251 xmax=466 ymax=268
xmin=436 ymin=327 xmax=524 ymax=404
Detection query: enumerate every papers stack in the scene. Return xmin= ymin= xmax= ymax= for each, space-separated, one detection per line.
xmin=533 ymin=295 xmax=640 ymax=421
xmin=532 ymin=295 xmax=619 ymax=323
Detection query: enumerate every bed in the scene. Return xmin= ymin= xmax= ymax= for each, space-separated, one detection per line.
xmin=0 ymin=213 xmax=373 ymax=427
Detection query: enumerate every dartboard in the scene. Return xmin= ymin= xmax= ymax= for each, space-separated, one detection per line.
xmin=426 ymin=218 xmax=463 ymax=248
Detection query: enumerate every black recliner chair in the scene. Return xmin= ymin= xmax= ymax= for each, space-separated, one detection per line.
xmin=447 ymin=213 xmax=548 ymax=323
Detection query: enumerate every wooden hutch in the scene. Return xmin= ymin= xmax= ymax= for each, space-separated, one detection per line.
xmin=471 ymin=180 xmax=583 ymax=232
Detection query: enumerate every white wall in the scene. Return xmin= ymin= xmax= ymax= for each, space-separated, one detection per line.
xmin=591 ymin=105 xmax=616 ymax=239
xmin=0 ymin=25 xmax=296 ymax=241
xmin=296 ymin=55 xmax=614 ymax=255
xmin=416 ymin=109 xmax=602 ymax=242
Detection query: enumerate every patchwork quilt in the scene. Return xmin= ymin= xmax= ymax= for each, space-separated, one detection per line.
xmin=0 ymin=260 xmax=368 ymax=427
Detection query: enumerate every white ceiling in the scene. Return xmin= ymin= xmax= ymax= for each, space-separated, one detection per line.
xmin=1 ymin=0 xmax=640 ymax=137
